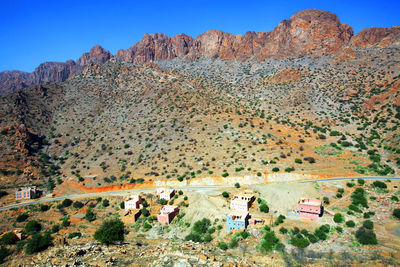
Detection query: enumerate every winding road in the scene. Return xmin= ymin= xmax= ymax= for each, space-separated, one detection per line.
xmin=1 ymin=176 xmax=399 ymax=211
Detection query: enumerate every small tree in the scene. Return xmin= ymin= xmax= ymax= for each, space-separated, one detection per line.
xmin=363 ymin=220 xmax=374 ymax=230
xmin=94 ymin=218 xmax=125 ymax=245
xmin=355 ymin=227 xmax=377 ymax=245
xmin=259 ymin=203 xmax=269 ymax=213
xmin=345 ymin=220 xmax=356 ymax=228
xmin=333 ymin=213 xmax=344 ymax=223
xmin=25 ymin=220 xmax=42 ymax=235
xmin=393 ymin=208 xmax=400 ymax=219
xmin=159 ymin=199 xmax=167 ymax=205
xmin=62 ymin=199 xmax=72 ymax=207
xmin=217 ymin=241 xmax=228 ymax=250
xmin=0 ymin=232 xmax=16 ymax=245
xmin=222 ymin=191 xmax=229 ymax=198
xmin=235 ymin=183 xmax=240 ymax=188
xmin=73 ymin=201 xmax=84 ymax=209
xmin=102 ymin=199 xmax=109 ymax=207
xmin=16 ymin=213 xmax=28 ymax=222
xmin=25 ymin=232 xmax=52 ymax=254
xmin=85 ymin=208 xmax=96 ymax=222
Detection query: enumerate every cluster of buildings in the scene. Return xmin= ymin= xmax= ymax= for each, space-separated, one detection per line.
xmin=225 ymin=193 xmax=324 ymax=231
xmin=226 ymin=193 xmax=255 ymax=231
xmin=122 ymin=188 xmax=179 ymax=225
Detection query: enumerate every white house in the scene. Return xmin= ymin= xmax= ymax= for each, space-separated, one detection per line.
xmin=124 ymin=194 xmax=142 ymax=211
xmin=157 ymin=188 xmax=175 ymax=201
xmin=230 ymin=193 xmax=255 ymax=212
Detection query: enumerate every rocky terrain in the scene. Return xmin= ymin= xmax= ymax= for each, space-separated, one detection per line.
xmin=0 ymin=8 xmax=399 ymax=267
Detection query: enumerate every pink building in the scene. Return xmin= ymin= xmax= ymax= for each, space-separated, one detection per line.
xmin=157 ymin=188 xmax=175 ymax=201
xmin=15 ymin=186 xmax=37 ymax=200
xmin=230 ymin=194 xmax=255 ymax=212
xmin=297 ymin=198 xmax=322 ymax=220
xmin=124 ymin=195 xmax=142 ymax=211
xmin=157 ymin=205 xmax=179 ymax=224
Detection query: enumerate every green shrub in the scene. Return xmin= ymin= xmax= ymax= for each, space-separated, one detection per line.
xmin=333 ymin=213 xmax=344 ymax=223
xmin=391 ymin=196 xmax=399 ymax=202
xmin=393 ymin=208 xmax=400 ymax=219
xmin=0 ymin=232 xmax=16 ymax=245
xmin=51 ymin=224 xmax=60 ymax=233
xmin=357 ymin=179 xmax=365 ymax=185
xmin=217 ymin=241 xmax=228 ymax=250
xmin=39 ymin=204 xmax=50 ymax=212
xmin=221 ymin=172 xmax=229 ymax=178
xmin=355 ymin=227 xmax=377 ymax=245
xmin=73 ymin=201 xmax=84 ymax=209
xmin=272 ymin=167 xmax=279 ymax=172
xmin=372 ymin=181 xmax=387 ymax=189
xmin=16 ymin=213 xmax=28 ymax=222
xmin=25 ymin=220 xmax=42 ymax=235
xmin=259 ymin=203 xmax=269 ymax=213
xmin=234 ymin=183 xmax=240 ymax=188
xmin=279 ymin=227 xmax=288 ymax=234
xmin=291 ymin=236 xmax=310 ymax=248
xmin=68 ymin=232 xmax=82 ymax=239
xmin=259 ymin=229 xmax=284 ymax=253
xmin=93 ymin=218 xmax=125 ymax=244
xmin=102 ymin=199 xmax=109 ymax=207
xmin=222 ymin=191 xmax=229 ymax=198
xmin=185 ymin=232 xmax=202 ymax=242
xmin=85 ymin=208 xmax=96 ymax=221
xmin=25 ymin=232 xmax=52 ymax=255
xmin=0 ymin=247 xmax=9 ymax=263
xmin=62 ymin=199 xmax=72 ymax=207
xmin=159 ymin=199 xmax=167 ymax=205
xmin=363 ymin=220 xmax=374 ymax=230
xmin=346 ymin=220 xmax=356 ymax=228
xmin=295 ymin=158 xmax=303 ymax=164
xmin=323 ymin=197 xmax=330 ymax=204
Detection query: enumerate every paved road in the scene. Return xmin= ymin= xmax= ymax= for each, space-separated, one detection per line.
xmin=1 ymin=176 xmax=399 ymax=211
xmin=300 ymin=176 xmax=400 ymax=183
xmin=0 ymin=185 xmax=234 ymax=211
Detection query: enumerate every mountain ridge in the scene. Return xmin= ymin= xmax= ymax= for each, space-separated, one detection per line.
xmin=1 ymin=9 xmax=399 ymax=96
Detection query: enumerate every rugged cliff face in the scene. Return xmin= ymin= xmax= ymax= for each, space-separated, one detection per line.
xmin=1 ymin=9 xmax=399 ymax=96
xmin=116 ymin=9 xmax=354 ymax=63
xmin=350 ymin=26 xmax=400 ymax=48
xmin=0 ymin=46 xmax=112 ymax=96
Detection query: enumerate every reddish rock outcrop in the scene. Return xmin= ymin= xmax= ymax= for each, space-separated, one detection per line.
xmin=1 ymin=9 xmax=400 ymax=96
xmin=117 ymin=9 xmax=353 ymax=63
xmin=77 ymin=45 xmax=112 ymax=66
xmin=0 ymin=71 xmax=34 ymax=96
xmin=350 ymin=26 xmax=400 ymax=48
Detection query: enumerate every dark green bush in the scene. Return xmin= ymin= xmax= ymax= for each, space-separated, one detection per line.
xmin=333 ymin=213 xmax=344 ymax=223
xmin=93 ymin=218 xmax=125 ymax=244
xmin=363 ymin=220 xmax=374 ymax=230
xmin=355 ymin=227 xmax=377 ymax=245
xmin=25 ymin=232 xmax=52 ymax=255
xmin=372 ymin=181 xmax=387 ymax=189
xmin=61 ymin=199 xmax=72 ymax=207
xmin=16 ymin=213 xmax=28 ymax=222
xmin=25 ymin=220 xmax=42 ymax=235
xmin=0 ymin=232 xmax=16 ymax=245
xmin=346 ymin=220 xmax=356 ymax=228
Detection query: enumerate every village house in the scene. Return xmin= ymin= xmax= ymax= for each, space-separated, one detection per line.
xmin=123 ymin=209 xmax=142 ymax=223
xmin=157 ymin=188 xmax=175 ymax=201
xmin=124 ymin=194 xmax=142 ymax=211
xmin=226 ymin=211 xmax=250 ymax=231
xmin=15 ymin=186 xmax=37 ymax=200
xmin=230 ymin=193 xmax=255 ymax=212
xmin=297 ymin=198 xmax=323 ymax=220
xmin=157 ymin=205 xmax=179 ymax=224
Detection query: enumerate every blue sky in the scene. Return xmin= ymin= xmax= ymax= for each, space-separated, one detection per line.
xmin=1 ymin=0 xmax=399 ymax=72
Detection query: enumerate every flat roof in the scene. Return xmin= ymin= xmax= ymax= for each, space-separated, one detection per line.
xmin=298 ymin=198 xmax=321 ymax=206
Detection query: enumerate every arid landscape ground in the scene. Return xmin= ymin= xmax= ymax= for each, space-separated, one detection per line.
xmin=0 ymin=8 xmax=399 ymax=267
